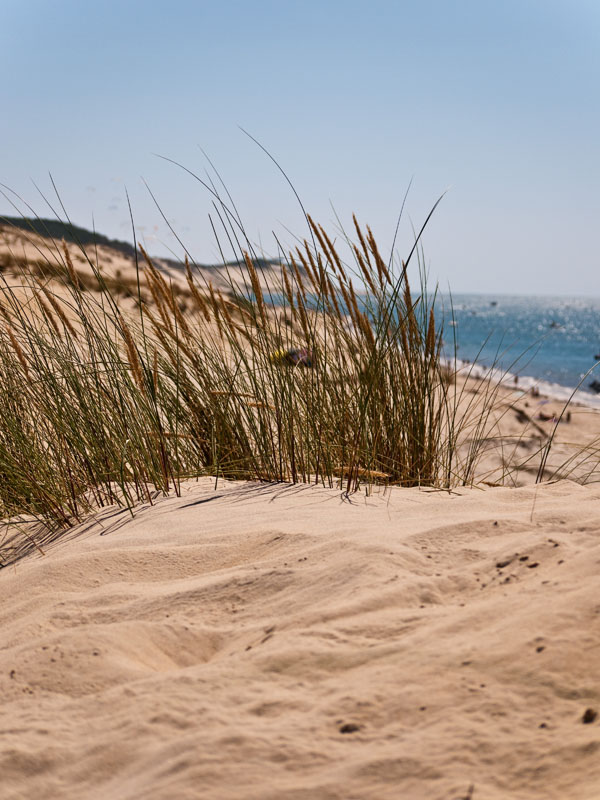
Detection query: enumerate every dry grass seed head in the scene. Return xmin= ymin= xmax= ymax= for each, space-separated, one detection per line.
xmin=146 ymin=273 xmax=175 ymax=335
xmin=365 ymin=226 xmax=392 ymax=285
xmin=425 ymin=306 xmax=436 ymax=360
xmin=35 ymin=292 xmax=62 ymax=337
xmin=62 ymin=240 xmax=81 ymax=289
xmin=208 ymin=283 xmax=225 ymax=340
xmin=326 ymin=276 xmax=343 ymax=318
xmin=307 ymin=215 xmax=343 ymax=276
xmin=353 ymin=215 xmax=372 ymax=268
xmin=4 ymin=325 xmax=31 ymax=380
xmin=281 ymin=266 xmax=296 ymax=314
xmin=293 ymin=249 xmax=319 ymax=292
xmin=244 ymin=252 xmax=268 ymax=330
xmin=291 ymin=256 xmax=308 ymax=301
xmin=185 ymin=256 xmax=211 ymax=322
xmin=119 ymin=314 xmax=145 ymax=391
xmin=353 ymin=244 xmax=378 ymax=295
xmin=37 ymin=282 xmax=79 ymax=340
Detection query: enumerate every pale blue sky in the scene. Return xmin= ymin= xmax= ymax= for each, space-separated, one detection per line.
xmin=1 ymin=0 xmax=599 ymax=294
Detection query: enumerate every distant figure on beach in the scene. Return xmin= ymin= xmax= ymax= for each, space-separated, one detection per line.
xmin=589 ymin=379 xmax=600 ymax=394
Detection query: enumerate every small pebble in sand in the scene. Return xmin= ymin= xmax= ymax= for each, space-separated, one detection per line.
xmin=339 ymin=723 xmax=361 ymax=734
xmin=582 ymin=708 xmax=597 ymax=724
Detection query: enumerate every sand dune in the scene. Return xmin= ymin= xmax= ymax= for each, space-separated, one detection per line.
xmin=2 ymin=478 xmax=599 ymax=799
xmin=0 ymin=222 xmax=292 ymax=297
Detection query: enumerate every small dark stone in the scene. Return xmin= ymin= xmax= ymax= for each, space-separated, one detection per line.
xmin=496 ymin=558 xmax=513 ymax=568
xmin=493 ymin=521 xmax=498 ymax=526
xmin=519 ymin=555 xmax=529 ymax=561
xmin=536 ymin=646 xmax=545 ymax=653
xmin=527 ymin=562 xmax=539 ymax=569
xmin=339 ymin=723 xmax=361 ymax=734
xmin=419 ymin=706 xmax=427 ymax=711
xmin=9 ymin=670 xmax=15 ymax=679
xmin=539 ymin=722 xmax=548 ymax=729
xmin=582 ymin=708 xmax=598 ymax=724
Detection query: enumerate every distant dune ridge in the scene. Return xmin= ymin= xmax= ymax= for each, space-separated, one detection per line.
xmin=1 ymin=216 xmax=600 ymax=799
xmin=0 ymin=216 xmax=291 ymax=295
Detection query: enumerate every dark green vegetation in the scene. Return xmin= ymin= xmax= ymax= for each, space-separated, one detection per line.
xmin=0 ymin=216 xmax=137 ymax=259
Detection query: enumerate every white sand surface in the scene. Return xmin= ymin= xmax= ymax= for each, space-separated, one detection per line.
xmin=2 ymin=477 xmax=600 ymax=799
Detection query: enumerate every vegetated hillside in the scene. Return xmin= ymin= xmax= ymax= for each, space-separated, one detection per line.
xmin=0 ymin=216 xmax=137 ymax=259
xmin=0 ymin=216 xmax=288 ymax=294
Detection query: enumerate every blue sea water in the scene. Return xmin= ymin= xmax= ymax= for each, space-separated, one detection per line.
xmin=437 ymin=294 xmax=600 ymax=405
xmin=256 ymin=288 xmax=600 ymax=406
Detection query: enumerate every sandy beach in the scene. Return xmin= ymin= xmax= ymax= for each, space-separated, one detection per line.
xmin=2 ymin=477 xmax=600 ymax=800
xmin=2 ymin=221 xmax=600 ymax=799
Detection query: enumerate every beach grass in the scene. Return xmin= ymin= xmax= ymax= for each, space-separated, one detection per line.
xmin=0 ymin=193 xmax=591 ymax=564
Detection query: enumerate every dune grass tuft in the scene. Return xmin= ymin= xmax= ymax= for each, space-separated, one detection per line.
xmin=0 ymin=194 xmax=593 ymax=565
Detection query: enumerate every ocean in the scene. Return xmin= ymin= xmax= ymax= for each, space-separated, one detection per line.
xmin=438 ymin=294 xmax=600 ymax=407
xmin=257 ymin=289 xmax=600 ymax=407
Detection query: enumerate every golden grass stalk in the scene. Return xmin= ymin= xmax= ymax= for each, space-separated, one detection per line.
xmin=354 ymin=244 xmax=378 ymax=295
xmin=281 ymin=266 xmax=296 ymax=312
xmin=293 ymin=249 xmax=319 ymax=292
xmin=291 ymin=256 xmax=308 ymax=301
xmin=5 ymin=324 xmax=31 ymax=380
xmin=308 ymin=215 xmax=343 ymax=275
xmin=35 ymin=292 xmax=62 ymax=336
xmin=244 ymin=252 xmax=268 ymax=330
xmin=366 ymin=225 xmax=392 ymax=285
xmin=36 ymin=281 xmax=79 ymax=339
xmin=119 ymin=314 xmax=145 ymax=391
xmin=185 ymin=256 xmax=211 ymax=321
xmin=208 ymin=282 xmax=225 ymax=340
xmin=62 ymin=241 xmax=81 ymax=289
xmin=353 ymin=214 xmax=372 ymax=269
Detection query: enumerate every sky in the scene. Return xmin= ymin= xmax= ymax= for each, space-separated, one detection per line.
xmin=1 ymin=0 xmax=599 ymax=295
